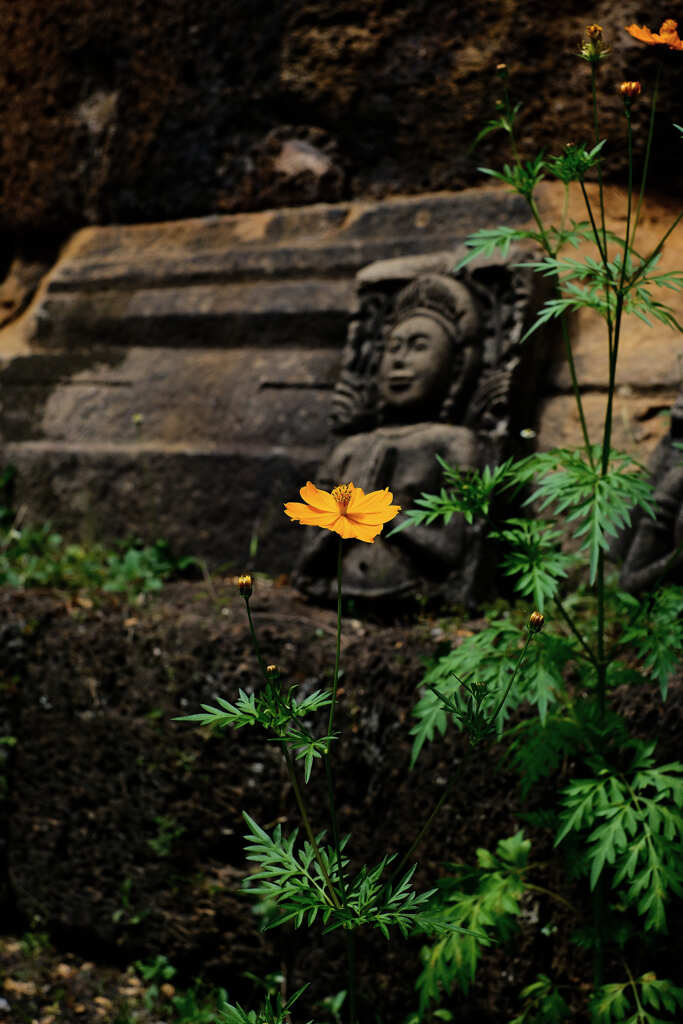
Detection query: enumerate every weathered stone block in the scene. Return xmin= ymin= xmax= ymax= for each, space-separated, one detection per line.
xmin=0 ymin=189 xmax=533 ymax=571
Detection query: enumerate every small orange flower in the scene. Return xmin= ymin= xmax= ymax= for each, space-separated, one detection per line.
xmin=619 ymin=80 xmax=642 ymax=99
xmin=284 ymin=481 xmax=400 ymax=544
xmin=625 ymin=18 xmax=683 ymax=50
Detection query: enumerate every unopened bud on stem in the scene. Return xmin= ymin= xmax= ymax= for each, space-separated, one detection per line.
xmin=238 ymin=574 xmax=253 ymax=598
xmin=619 ymin=80 xmax=642 ymax=101
xmin=528 ymin=611 xmax=545 ymax=633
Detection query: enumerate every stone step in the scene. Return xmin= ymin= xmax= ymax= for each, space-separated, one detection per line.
xmin=3 ymin=440 xmax=320 ymax=571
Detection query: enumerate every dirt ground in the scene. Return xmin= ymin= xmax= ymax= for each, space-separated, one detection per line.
xmin=0 ymin=578 xmax=681 ymax=1023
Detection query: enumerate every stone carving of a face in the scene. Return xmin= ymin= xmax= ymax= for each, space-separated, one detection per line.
xmin=378 ymin=312 xmax=452 ymax=413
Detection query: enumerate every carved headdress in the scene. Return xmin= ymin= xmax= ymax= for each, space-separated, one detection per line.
xmin=389 ymin=274 xmax=479 ymax=347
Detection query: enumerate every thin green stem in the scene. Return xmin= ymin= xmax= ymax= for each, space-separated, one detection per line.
xmin=324 ymin=538 xmax=347 ymax=898
xmin=325 ymin=757 xmax=346 ymax=903
xmin=596 ymin=553 xmax=607 ymax=723
xmin=631 ymin=66 xmax=661 ymax=253
xmin=593 ymin=877 xmax=605 ymax=989
xmin=328 ymin=538 xmax=343 ymax=736
xmin=591 ymin=66 xmax=608 ymax=265
xmin=244 ymin=596 xmax=269 ymax=680
xmin=559 ymin=315 xmax=594 ymax=466
xmin=628 ymin=208 xmax=683 ymax=290
xmin=554 ymin=595 xmax=599 ymax=668
xmin=579 ymin=179 xmax=608 ymax=268
xmin=526 ymin=181 xmax=594 ymax=465
xmin=323 ymin=538 xmax=357 ymax=1024
xmin=528 ymin=195 xmax=554 ymax=256
xmin=244 ymin=590 xmax=342 ymax=911
xmin=391 ymin=775 xmax=458 ymax=883
xmin=282 ymin=745 xmax=341 ymax=910
xmin=595 ymin=108 xmax=635 ymax=733
xmin=623 ymin=960 xmax=647 ymax=1019
xmin=560 ymin=183 xmax=569 ymax=237
xmin=523 ymin=882 xmax=576 ymax=913
xmin=489 ymin=629 xmax=534 ymax=723
xmin=619 ymin=107 xmax=634 ymax=295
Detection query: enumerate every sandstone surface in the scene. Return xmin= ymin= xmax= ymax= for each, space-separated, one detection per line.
xmin=1 ymin=1 xmax=681 ymax=245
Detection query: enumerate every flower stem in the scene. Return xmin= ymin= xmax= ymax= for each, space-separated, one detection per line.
xmin=328 ymin=538 xmax=344 ymax=736
xmin=559 ymin=315 xmax=594 ymax=467
xmin=591 ymin=65 xmax=608 ymax=264
xmin=630 ymin=65 xmax=661 ymax=253
xmin=488 ymin=628 xmax=534 ymax=724
xmin=324 ymin=538 xmax=357 ymax=1024
xmin=391 ymin=775 xmax=457 ymax=884
xmin=244 ymin=595 xmax=269 ymax=680
xmin=554 ymin=595 xmax=598 ymax=668
xmin=243 ymin=591 xmax=342 ymax=909
xmin=282 ymin=744 xmax=342 ymax=910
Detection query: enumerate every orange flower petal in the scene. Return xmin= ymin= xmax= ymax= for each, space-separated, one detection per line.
xmin=299 ymin=481 xmax=338 ymax=513
xmin=284 ymin=502 xmax=339 ymax=528
xmin=333 ymin=518 xmax=382 ymax=543
xmin=625 ymin=22 xmax=660 ymax=43
xmin=626 ymin=19 xmax=683 ymax=48
xmin=347 ymin=486 xmax=395 ymax=513
xmin=348 ymin=507 xmax=401 ymax=526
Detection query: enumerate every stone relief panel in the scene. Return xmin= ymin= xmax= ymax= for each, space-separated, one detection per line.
xmin=294 ymin=250 xmax=546 ymax=603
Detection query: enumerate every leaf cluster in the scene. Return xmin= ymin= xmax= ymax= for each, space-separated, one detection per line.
xmin=509 ymin=973 xmax=570 ymax=1024
xmin=415 ymin=831 xmax=530 ymax=1010
xmin=388 ymin=457 xmax=514 ymax=534
xmin=614 ymin=586 xmax=683 ymax=699
xmin=218 ymin=984 xmax=316 ymax=1024
xmin=177 ymin=682 xmax=334 ymax=782
xmin=490 ymin=518 xmax=574 ymax=610
xmin=544 ymin=140 xmax=606 ymax=184
xmin=479 ymin=153 xmax=546 ymax=202
xmin=411 ymin=618 xmax=572 ymax=764
xmin=517 ymin=447 xmax=655 ymax=583
xmin=242 ymin=814 xmax=447 ymax=940
xmin=590 ymin=973 xmax=683 ymax=1024
xmin=555 ymin=743 xmax=683 ymax=931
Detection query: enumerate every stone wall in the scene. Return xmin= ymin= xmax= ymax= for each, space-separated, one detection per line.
xmin=1 ymin=0 xmax=681 ymax=245
xmin=0 ymin=188 xmax=535 ymax=570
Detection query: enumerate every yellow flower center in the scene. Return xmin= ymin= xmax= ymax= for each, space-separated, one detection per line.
xmin=331 ymin=483 xmax=353 ymax=511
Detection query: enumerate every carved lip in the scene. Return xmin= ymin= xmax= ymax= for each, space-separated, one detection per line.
xmin=387 ymin=373 xmax=415 ymax=387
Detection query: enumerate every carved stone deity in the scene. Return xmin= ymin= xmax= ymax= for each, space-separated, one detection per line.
xmin=619 ymin=392 xmax=683 ymax=592
xmin=294 ymin=251 xmax=543 ymax=603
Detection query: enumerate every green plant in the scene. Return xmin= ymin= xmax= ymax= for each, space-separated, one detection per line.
xmin=0 ymin=512 xmax=195 ymax=598
xmin=400 ymin=20 xmax=683 ymax=1024
xmin=133 ymin=955 xmax=230 ymax=1022
xmin=147 ymin=815 xmax=186 ymax=858
xmin=179 ymin=513 xmax=515 ymax=1023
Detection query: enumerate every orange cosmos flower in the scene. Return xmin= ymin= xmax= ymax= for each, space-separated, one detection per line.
xmin=284 ymin=481 xmax=400 ymax=544
xmin=625 ymin=18 xmax=683 ymax=50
